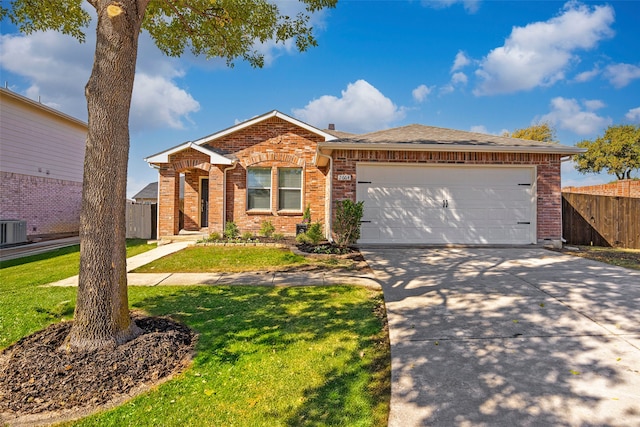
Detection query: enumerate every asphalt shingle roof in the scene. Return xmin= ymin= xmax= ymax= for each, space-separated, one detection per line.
xmin=333 ymin=124 xmax=563 ymax=148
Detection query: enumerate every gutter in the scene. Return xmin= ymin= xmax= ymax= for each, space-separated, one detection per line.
xmin=317 ymin=142 xmax=586 ymax=156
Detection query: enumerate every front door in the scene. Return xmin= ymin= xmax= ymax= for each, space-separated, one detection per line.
xmin=200 ymin=179 xmax=209 ymax=228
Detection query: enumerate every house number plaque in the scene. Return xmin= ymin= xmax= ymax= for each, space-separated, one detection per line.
xmin=337 ymin=174 xmax=352 ymax=181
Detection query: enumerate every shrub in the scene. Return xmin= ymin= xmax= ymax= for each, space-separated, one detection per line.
xmin=296 ymin=232 xmax=312 ymax=244
xmin=306 ymin=222 xmax=323 ymax=245
xmin=224 ymin=221 xmax=239 ymax=239
xmin=259 ymin=220 xmax=275 ymax=238
xmin=241 ymin=231 xmax=254 ymax=241
xmin=333 ymin=199 xmax=364 ymax=247
xmin=272 ymin=233 xmax=285 ymax=241
xmin=302 ymin=204 xmax=312 ymax=223
xmin=206 ymin=232 xmax=222 ymax=242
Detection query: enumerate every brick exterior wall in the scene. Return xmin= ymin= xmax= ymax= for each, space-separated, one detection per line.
xmin=330 ymin=150 xmax=563 ymax=242
xmin=153 ymin=116 xmax=566 ymax=244
xmin=0 ymin=171 xmax=82 ymax=237
xmin=156 ymin=118 xmax=329 ymax=237
xmin=562 ymin=179 xmax=640 ymax=198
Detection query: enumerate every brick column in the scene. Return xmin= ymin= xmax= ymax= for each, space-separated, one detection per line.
xmin=158 ymin=166 xmax=180 ymax=237
xmin=208 ymin=166 xmax=225 ymax=234
xmin=183 ymin=171 xmax=200 ymax=231
xmin=536 ymin=158 xmax=562 ymax=243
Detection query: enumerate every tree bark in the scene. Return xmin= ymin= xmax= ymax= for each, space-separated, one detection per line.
xmin=66 ymin=0 xmax=146 ymax=350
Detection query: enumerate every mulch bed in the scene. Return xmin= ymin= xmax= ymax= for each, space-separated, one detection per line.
xmin=0 ymin=315 xmax=196 ymax=425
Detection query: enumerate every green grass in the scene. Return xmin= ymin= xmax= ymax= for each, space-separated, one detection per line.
xmin=133 ymin=245 xmax=352 ymax=273
xmin=1 ymin=242 xmax=391 ymax=426
xmin=67 ymin=286 xmax=389 ymax=426
xmin=0 ymin=239 xmax=156 ymax=348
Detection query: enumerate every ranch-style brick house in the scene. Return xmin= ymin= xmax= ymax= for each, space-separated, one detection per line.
xmin=145 ymin=110 xmax=583 ymax=246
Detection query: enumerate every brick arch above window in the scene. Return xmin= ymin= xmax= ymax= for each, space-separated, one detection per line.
xmin=172 ymin=159 xmax=212 ymax=173
xmin=243 ymin=152 xmax=305 ymax=168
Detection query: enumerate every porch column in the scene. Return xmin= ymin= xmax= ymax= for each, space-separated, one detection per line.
xmin=183 ymin=171 xmax=200 ymax=231
xmin=158 ymin=166 xmax=180 ymax=236
xmin=208 ymin=166 xmax=225 ymax=234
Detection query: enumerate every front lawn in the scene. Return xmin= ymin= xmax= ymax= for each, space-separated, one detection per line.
xmin=1 ymin=242 xmax=390 ymax=426
xmin=0 ymin=239 xmax=156 ymax=347
xmin=134 ymin=245 xmax=359 ymax=273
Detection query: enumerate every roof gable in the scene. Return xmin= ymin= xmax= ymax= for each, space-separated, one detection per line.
xmin=144 ymin=142 xmax=233 ymax=165
xmin=193 ymin=110 xmax=337 ymax=146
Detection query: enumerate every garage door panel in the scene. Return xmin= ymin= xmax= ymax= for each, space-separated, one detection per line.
xmin=356 ymin=165 xmax=535 ymax=245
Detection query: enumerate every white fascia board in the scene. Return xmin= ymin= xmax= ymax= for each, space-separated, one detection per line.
xmin=192 ymin=110 xmax=337 ymax=145
xmin=317 ymin=142 xmax=586 ymax=155
xmin=144 ymin=142 xmax=233 ymax=165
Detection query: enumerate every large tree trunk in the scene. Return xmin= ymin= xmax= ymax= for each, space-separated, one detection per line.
xmin=66 ymin=0 xmax=146 ymax=350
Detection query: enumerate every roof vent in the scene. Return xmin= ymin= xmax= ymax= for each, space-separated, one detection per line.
xmin=328 ymin=124 xmax=335 ymax=130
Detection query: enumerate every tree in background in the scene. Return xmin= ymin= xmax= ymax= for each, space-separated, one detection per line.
xmin=574 ymin=124 xmax=640 ymax=180
xmin=2 ymin=0 xmax=336 ymax=350
xmin=503 ymin=122 xmax=558 ymax=144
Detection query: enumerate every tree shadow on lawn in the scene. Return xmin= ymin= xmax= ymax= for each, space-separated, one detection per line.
xmin=129 ymin=285 xmax=390 ymax=426
xmin=362 ymin=247 xmax=640 ymax=426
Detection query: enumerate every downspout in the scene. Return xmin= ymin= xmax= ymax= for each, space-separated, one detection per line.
xmin=315 ymin=150 xmax=333 ymax=242
xmin=221 ymin=161 xmax=238 ymax=234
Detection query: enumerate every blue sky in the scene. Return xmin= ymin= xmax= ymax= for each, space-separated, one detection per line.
xmin=1 ymin=0 xmax=639 ymax=197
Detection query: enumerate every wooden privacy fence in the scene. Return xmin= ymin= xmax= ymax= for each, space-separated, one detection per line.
xmin=562 ymin=192 xmax=640 ymax=249
xmin=125 ymin=203 xmax=157 ymax=240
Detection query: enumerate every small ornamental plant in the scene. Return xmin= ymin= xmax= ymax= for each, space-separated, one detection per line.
xmin=224 ymin=221 xmax=240 ymax=239
xmin=333 ymin=199 xmax=364 ymax=248
xmin=259 ymin=220 xmax=276 ymax=238
xmin=306 ymin=222 xmax=324 ymax=245
xmin=302 ymin=204 xmax=312 ymax=223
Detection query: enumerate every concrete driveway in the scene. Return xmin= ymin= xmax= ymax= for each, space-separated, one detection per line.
xmin=361 ymin=247 xmax=640 ymax=426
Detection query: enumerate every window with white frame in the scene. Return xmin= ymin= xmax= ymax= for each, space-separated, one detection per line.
xmin=247 ymin=168 xmax=271 ymax=210
xmin=278 ymin=168 xmax=302 ymax=211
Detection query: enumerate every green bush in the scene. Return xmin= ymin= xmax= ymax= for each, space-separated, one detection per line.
xmin=241 ymin=231 xmax=254 ymax=241
xmin=224 ymin=221 xmax=240 ymax=239
xmin=296 ymin=232 xmax=312 ymax=244
xmin=333 ymin=199 xmax=364 ymax=247
xmin=272 ymin=233 xmax=285 ymax=241
xmin=306 ymin=222 xmax=323 ymax=245
xmin=206 ymin=232 xmax=222 ymax=242
xmin=259 ymin=220 xmax=275 ymax=238
xmin=302 ymin=204 xmax=312 ymax=223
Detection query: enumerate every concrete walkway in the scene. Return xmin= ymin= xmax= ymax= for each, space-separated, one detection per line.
xmin=361 ymin=247 xmax=640 ymax=427
xmin=46 ymin=241 xmax=380 ymax=289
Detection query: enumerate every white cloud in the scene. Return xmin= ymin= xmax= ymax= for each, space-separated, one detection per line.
xmin=451 ymin=72 xmax=468 ymax=85
xmin=474 ymin=2 xmax=614 ymax=95
xmin=583 ymin=99 xmax=606 ymax=111
xmin=470 ymin=125 xmax=489 ymax=134
xmin=422 ymin=0 xmax=481 ymax=14
xmin=451 ymin=51 xmax=471 ymax=72
xmin=573 ymin=66 xmax=600 ymax=83
xmin=0 ymin=24 xmax=200 ymax=132
xmin=412 ymin=84 xmax=434 ymax=103
xmin=130 ymin=74 xmax=200 ymax=131
xmin=626 ymin=107 xmax=640 ymax=122
xmin=292 ymin=80 xmax=406 ymax=133
xmin=540 ymin=97 xmax=612 ymax=135
xmin=604 ymin=63 xmax=640 ymax=88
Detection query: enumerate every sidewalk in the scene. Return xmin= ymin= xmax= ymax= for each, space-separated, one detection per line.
xmin=46 ymin=241 xmax=380 ymax=289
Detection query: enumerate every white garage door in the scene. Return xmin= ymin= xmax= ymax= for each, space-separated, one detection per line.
xmin=356 ymin=164 xmax=536 ymax=245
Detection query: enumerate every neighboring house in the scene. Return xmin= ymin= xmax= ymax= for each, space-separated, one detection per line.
xmin=132 ymin=182 xmax=158 ymax=204
xmin=0 ymin=87 xmax=87 ymax=240
xmin=131 ymin=177 xmax=185 ymax=204
xmin=145 ymin=110 xmax=583 ymax=246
